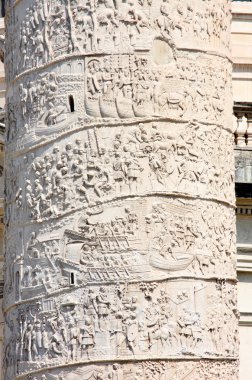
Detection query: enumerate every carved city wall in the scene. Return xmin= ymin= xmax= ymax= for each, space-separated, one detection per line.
xmin=4 ymin=0 xmax=238 ymax=380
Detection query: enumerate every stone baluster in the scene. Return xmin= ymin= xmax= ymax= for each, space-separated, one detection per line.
xmin=236 ymin=114 xmax=248 ymax=146
xmin=246 ymin=115 xmax=252 ymax=147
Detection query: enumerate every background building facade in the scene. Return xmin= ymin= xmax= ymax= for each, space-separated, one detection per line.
xmin=232 ymin=2 xmax=252 ymax=378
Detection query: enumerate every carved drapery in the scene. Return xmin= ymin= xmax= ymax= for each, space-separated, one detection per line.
xmin=4 ymin=0 xmax=238 ymax=379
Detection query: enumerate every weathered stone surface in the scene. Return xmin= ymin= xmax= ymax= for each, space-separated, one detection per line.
xmin=4 ymin=0 xmax=238 ymax=379
xmin=21 ymin=360 xmax=239 ymax=380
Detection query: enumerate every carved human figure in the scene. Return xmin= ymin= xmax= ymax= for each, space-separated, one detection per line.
xmin=80 ymin=317 xmax=95 ymax=359
xmin=96 ymin=287 xmax=111 ymax=331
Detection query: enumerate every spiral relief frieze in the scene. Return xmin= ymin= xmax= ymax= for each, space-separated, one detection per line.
xmin=4 ymin=0 xmax=238 ymax=379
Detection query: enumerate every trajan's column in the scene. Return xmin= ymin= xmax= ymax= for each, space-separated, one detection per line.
xmin=3 ymin=0 xmax=238 ymax=379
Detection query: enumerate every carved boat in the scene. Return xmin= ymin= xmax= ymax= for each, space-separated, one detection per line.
xmin=150 ymin=252 xmax=194 ymax=271
xmin=133 ymin=102 xmax=153 ymax=117
xmin=99 ymin=96 xmax=118 ymax=118
xmin=62 ymin=366 xmax=103 ymax=380
xmin=116 ymin=96 xmax=135 ymax=119
xmin=21 ymin=131 xmax=38 ymax=148
xmin=85 ymin=96 xmax=101 ymax=118
xmin=36 ymin=113 xmax=78 ymax=136
xmin=87 ymin=203 xmax=104 ymax=215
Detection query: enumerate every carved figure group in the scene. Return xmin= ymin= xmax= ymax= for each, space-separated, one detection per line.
xmin=84 ymin=54 xmax=229 ymax=122
xmin=15 ymin=0 xmax=230 ymax=76
xmin=25 ymin=359 xmax=238 ymax=380
xmin=5 ymin=279 xmax=237 ymax=376
xmin=17 ymin=122 xmax=234 ymax=223
xmin=19 ymin=72 xmax=68 ymax=128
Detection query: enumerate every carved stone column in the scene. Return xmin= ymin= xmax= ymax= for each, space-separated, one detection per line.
xmin=4 ymin=0 xmax=238 ymax=379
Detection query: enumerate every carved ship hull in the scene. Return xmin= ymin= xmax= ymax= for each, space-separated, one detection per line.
xmin=36 ymin=113 xmax=78 ymax=136
xmin=116 ymin=96 xmax=135 ymax=119
xmin=64 ymin=229 xmax=131 ymax=252
xmin=133 ymin=102 xmax=153 ymax=117
xmin=100 ymin=96 xmax=118 ymax=118
xmin=150 ymin=252 xmax=194 ymax=271
xmin=61 ymin=366 xmax=103 ymax=380
xmin=85 ymin=96 xmax=101 ymax=118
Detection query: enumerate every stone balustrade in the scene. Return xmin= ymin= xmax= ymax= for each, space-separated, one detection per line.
xmin=234 ymin=113 xmax=252 ymax=146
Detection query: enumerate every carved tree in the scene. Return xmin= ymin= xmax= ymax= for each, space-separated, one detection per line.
xmin=4 ymin=0 xmax=238 ymax=380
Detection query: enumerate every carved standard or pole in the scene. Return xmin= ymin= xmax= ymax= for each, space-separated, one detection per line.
xmin=4 ymin=0 xmax=238 ymax=379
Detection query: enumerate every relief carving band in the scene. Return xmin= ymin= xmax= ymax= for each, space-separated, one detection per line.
xmin=19 ymin=361 xmax=240 ymax=380
xmin=5 ymin=122 xmax=235 ymax=228
xmin=5 ymin=279 xmax=238 ymax=377
xmin=4 ymin=197 xmax=237 ymax=309
xmin=4 ymin=0 xmax=238 ymax=379
xmin=6 ymin=0 xmax=231 ymax=79
xmin=6 ymin=54 xmax=232 ymax=151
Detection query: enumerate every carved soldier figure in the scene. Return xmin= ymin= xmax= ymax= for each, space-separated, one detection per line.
xmin=113 ymin=153 xmax=126 ymax=192
xmin=19 ymin=83 xmax=28 ymax=118
xmin=80 ymin=317 xmax=95 ymax=359
xmin=50 ymin=332 xmax=68 ymax=359
xmin=33 ymin=30 xmax=45 ymax=66
xmin=41 ymin=324 xmax=50 ymax=354
xmin=125 ymin=152 xmax=143 ymax=192
xmin=178 ymin=309 xmax=198 ymax=352
xmin=111 ymin=363 xmax=124 ymax=380
xmin=96 ymin=287 xmax=111 ymax=331
xmin=24 ymin=323 xmax=33 ymax=361
xmin=68 ymin=323 xmax=80 ymax=361
xmin=87 ymin=60 xmax=102 ymax=96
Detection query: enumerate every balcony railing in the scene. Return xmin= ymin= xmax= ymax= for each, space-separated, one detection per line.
xmin=234 ymin=114 xmax=252 ymax=146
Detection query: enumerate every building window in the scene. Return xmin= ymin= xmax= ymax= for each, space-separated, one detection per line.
xmin=69 ymin=95 xmax=75 ymax=112
xmin=70 ymin=272 xmax=75 ymax=285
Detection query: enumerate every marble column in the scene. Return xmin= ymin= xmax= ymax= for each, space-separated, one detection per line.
xmin=4 ymin=0 xmax=238 ymax=379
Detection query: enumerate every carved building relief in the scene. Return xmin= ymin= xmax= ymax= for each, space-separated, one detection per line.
xmin=4 ymin=0 xmax=237 ymax=380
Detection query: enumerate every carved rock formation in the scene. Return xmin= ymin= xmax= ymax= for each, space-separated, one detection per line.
xmin=4 ymin=0 xmax=238 ymax=379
